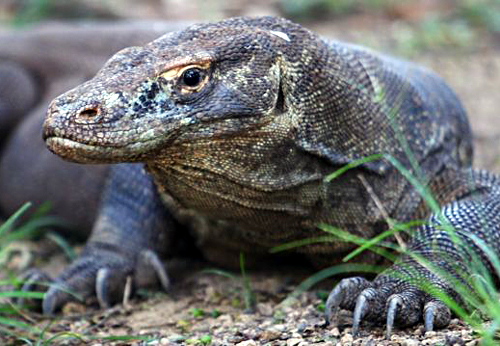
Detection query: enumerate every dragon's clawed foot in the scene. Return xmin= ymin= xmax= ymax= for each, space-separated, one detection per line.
xmin=325 ymin=276 xmax=451 ymax=338
xmin=19 ymin=247 xmax=169 ymax=314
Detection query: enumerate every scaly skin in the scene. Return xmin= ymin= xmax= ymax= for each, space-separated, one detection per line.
xmin=38 ymin=16 xmax=500 ymax=335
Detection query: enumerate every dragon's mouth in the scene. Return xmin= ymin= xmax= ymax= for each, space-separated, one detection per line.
xmin=45 ymin=137 xmax=130 ymax=164
xmin=43 ymin=115 xmax=170 ymax=163
xmin=45 ymin=134 xmax=166 ymax=164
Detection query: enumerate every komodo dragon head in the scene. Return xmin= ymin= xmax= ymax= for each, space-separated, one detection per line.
xmin=43 ymin=16 xmax=471 ymax=182
xmin=43 ymin=17 xmax=304 ymax=164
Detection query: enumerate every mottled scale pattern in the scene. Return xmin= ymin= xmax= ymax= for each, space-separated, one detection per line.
xmin=37 ymin=16 xmax=500 ymax=333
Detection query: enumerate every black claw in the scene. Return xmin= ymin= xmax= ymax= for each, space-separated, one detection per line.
xmin=424 ymin=305 xmax=435 ymax=332
xmin=140 ymin=249 xmax=170 ymax=291
xmin=352 ymin=293 xmax=367 ymax=336
xmin=325 ymin=277 xmax=370 ymax=327
xmin=123 ymin=276 xmax=133 ymax=304
xmin=96 ymin=268 xmax=111 ymax=309
xmin=42 ymin=285 xmax=62 ymax=316
xmin=42 ymin=281 xmax=79 ymax=315
xmin=385 ymin=295 xmax=402 ymax=339
xmin=324 ymin=285 xmax=342 ymax=326
xmin=424 ymin=300 xmax=450 ymax=329
xmin=18 ymin=270 xmax=50 ymax=307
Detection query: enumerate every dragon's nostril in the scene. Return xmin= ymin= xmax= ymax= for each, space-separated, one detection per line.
xmin=75 ymin=106 xmax=102 ymax=124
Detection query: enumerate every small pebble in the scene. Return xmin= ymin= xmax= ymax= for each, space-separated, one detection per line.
xmin=273 ymin=324 xmax=286 ymax=332
xmin=329 ymin=327 xmax=340 ymax=337
xmin=256 ymin=302 xmax=273 ymax=316
xmin=286 ymin=338 xmax=302 ymax=346
xmin=424 ymin=331 xmax=437 ymax=338
xmin=236 ymin=340 xmax=257 ymax=346
xmin=260 ymin=330 xmax=281 ymax=341
xmin=402 ymin=339 xmax=420 ymax=346
xmin=341 ymin=333 xmax=353 ymax=344
xmin=216 ymin=314 xmax=233 ymax=326
xmin=413 ymin=326 xmax=424 ymax=336
xmin=297 ymin=323 xmax=307 ymax=333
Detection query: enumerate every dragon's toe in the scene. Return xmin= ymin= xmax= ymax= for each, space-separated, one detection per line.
xmin=18 ymin=268 xmax=52 ymax=308
xmin=325 ymin=277 xmax=372 ymax=327
xmin=384 ymin=289 xmax=425 ymax=338
xmin=423 ymin=299 xmax=451 ymax=331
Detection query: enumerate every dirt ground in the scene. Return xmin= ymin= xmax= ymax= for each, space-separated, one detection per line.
xmin=2 ymin=1 xmax=500 ymax=345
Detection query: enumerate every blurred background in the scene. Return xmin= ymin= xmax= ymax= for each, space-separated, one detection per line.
xmin=1 ymin=0 xmax=499 ymax=55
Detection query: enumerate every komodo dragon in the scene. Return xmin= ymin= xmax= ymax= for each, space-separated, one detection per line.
xmin=0 ymin=21 xmax=187 ymax=234
xmin=32 ymin=16 xmax=500 ymax=335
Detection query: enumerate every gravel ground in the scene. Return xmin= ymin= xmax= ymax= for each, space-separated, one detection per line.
xmin=1 ymin=261 xmax=483 ymax=345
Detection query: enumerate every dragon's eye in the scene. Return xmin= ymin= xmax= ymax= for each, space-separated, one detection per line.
xmin=159 ymin=63 xmax=210 ymax=95
xmin=181 ymin=68 xmax=202 ymax=87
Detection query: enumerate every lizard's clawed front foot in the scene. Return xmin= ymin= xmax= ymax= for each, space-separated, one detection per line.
xmin=20 ymin=246 xmax=169 ymax=315
xmin=325 ymin=276 xmax=451 ymax=338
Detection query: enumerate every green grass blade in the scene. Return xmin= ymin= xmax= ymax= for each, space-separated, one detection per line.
xmin=201 ymin=269 xmax=236 ymax=280
xmin=0 ymin=316 xmax=41 ymax=333
xmin=16 ymin=337 xmax=34 ymax=346
xmin=0 ymin=291 xmax=44 ymax=299
xmin=318 ymin=223 xmax=397 ymax=261
xmin=269 ymin=235 xmax=337 ymax=253
xmin=42 ymin=331 xmax=85 ymax=345
xmin=240 ymin=252 xmax=255 ymax=311
xmin=45 ymin=231 xmax=75 ymax=261
xmin=383 ymin=154 xmax=440 ymax=213
xmin=6 ymin=279 xmax=84 ymax=303
xmin=4 ymin=325 xmax=42 ymax=346
xmin=468 ymin=234 xmax=500 ymax=284
xmin=342 ymin=220 xmax=425 ymax=262
xmin=28 ymin=201 xmax=52 ymax=221
xmin=91 ymin=335 xmax=158 ymax=342
xmin=11 ymin=216 xmax=71 ymax=237
xmin=0 ymin=202 xmax=32 ymax=238
xmin=324 ymin=154 xmax=383 ymax=182
xmin=0 ymin=303 xmax=19 ymax=315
